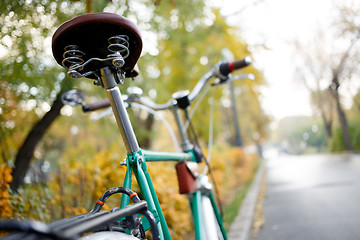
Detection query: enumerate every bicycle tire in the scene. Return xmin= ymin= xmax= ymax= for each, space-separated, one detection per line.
xmin=79 ymin=231 xmax=138 ymax=240
xmin=201 ymin=195 xmax=225 ymax=240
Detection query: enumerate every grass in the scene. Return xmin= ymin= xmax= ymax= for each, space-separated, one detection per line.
xmin=223 ymin=178 xmax=253 ymax=230
xmin=222 ymin=162 xmax=261 ymax=231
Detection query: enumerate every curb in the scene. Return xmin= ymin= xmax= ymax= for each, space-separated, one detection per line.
xmin=227 ymin=162 xmax=266 ymax=240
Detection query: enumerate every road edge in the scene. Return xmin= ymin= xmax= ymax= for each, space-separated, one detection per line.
xmin=227 ymin=161 xmax=266 ymax=240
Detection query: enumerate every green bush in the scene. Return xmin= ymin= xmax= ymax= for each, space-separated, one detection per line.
xmin=329 ymin=124 xmax=360 ymax=152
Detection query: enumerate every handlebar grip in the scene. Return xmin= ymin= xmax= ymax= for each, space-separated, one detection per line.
xmin=219 ymin=56 xmax=252 ymax=76
xmin=82 ymin=99 xmax=111 ymax=112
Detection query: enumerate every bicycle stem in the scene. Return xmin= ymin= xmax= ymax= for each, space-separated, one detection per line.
xmin=171 ymin=104 xmax=193 ymax=152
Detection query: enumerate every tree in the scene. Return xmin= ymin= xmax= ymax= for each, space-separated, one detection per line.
xmin=0 ymin=0 xmax=100 ymax=190
xmin=309 ymin=89 xmax=334 ymax=139
xmin=294 ymin=1 xmax=360 ymax=151
xmin=352 ymin=91 xmax=360 ymax=112
xmin=276 ymin=116 xmax=327 ymax=154
xmin=144 ymin=5 xmax=267 ymax=145
xmin=329 ymin=0 xmax=360 ymax=151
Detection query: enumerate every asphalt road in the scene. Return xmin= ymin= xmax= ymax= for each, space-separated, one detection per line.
xmin=254 ymin=153 xmax=360 ymax=240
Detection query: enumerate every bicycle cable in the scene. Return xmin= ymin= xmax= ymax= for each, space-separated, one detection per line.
xmin=184 ymin=109 xmax=200 ymax=149
xmin=184 ymin=90 xmax=224 ymax=217
xmin=130 ymin=102 xmax=182 ymax=152
xmin=204 ymin=89 xmax=224 ymax=217
xmin=203 ymin=89 xmax=215 ymax=173
xmin=184 ymin=84 xmax=211 ymax=132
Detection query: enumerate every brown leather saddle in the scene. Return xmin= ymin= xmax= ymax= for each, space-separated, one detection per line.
xmin=52 ymin=12 xmax=142 ymax=79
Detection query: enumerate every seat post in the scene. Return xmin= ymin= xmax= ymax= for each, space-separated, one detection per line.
xmin=100 ymin=67 xmax=140 ymax=153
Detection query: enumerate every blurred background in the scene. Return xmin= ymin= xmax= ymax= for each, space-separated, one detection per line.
xmin=0 ymin=0 xmax=359 ymax=239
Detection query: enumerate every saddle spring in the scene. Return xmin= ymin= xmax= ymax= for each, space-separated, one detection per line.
xmin=61 ymin=35 xmax=130 ymax=79
xmin=107 ymin=35 xmax=130 ymax=68
xmin=61 ymin=45 xmax=85 ymax=69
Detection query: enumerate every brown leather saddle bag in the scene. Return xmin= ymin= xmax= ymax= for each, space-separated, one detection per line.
xmin=175 ymin=161 xmax=200 ymax=194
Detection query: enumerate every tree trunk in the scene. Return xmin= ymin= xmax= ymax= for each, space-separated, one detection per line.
xmin=141 ymin=114 xmax=154 ymax=149
xmin=329 ymin=75 xmax=353 ymax=151
xmin=10 ymin=94 xmax=64 ymax=191
xmin=229 ymin=81 xmax=243 ymax=147
xmin=320 ymin=109 xmax=332 ymax=140
xmin=333 ymin=90 xmax=353 ymax=151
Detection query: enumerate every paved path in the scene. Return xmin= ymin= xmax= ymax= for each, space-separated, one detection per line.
xmin=254 ymin=153 xmax=360 ymax=240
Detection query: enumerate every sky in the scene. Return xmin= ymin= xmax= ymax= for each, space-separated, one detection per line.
xmin=214 ymin=0 xmax=336 ymax=120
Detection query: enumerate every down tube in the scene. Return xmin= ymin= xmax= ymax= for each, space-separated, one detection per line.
xmin=140 ymin=161 xmax=172 ymax=240
xmin=133 ymin=163 xmax=165 ymax=240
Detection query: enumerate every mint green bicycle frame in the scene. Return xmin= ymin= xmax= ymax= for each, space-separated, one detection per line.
xmin=120 ymin=149 xmax=226 ymax=240
xmin=100 ymin=67 xmax=226 ymax=240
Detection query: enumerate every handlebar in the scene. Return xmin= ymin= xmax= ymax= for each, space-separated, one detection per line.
xmin=82 ymin=98 xmax=113 ymax=112
xmin=134 ymin=96 xmax=173 ymax=110
xmin=218 ymin=57 xmax=252 ymax=77
xmin=82 ymin=95 xmax=173 ymax=112
xmin=188 ymin=57 xmax=251 ymax=101
xmin=82 ymin=57 xmax=252 ymax=112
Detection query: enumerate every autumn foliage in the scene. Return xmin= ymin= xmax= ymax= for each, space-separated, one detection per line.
xmin=0 ymin=142 xmax=257 ymax=239
xmin=0 ymin=163 xmax=13 ymax=218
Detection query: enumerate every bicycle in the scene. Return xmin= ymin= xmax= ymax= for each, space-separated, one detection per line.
xmin=0 ymin=12 xmax=251 ymax=240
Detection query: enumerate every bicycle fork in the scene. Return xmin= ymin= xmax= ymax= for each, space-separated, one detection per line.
xmin=199 ymin=175 xmax=227 ymax=240
xmin=172 ymin=105 xmax=227 ymax=240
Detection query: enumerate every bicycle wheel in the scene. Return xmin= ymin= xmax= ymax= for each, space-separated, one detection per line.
xmin=201 ymin=195 xmax=225 ymax=240
xmin=79 ymin=231 xmax=139 ymax=239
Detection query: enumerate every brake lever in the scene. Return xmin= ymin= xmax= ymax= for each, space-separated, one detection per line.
xmin=231 ymin=73 xmax=255 ymax=81
xmin=211 ymin=73 xmax=255 ymax=86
